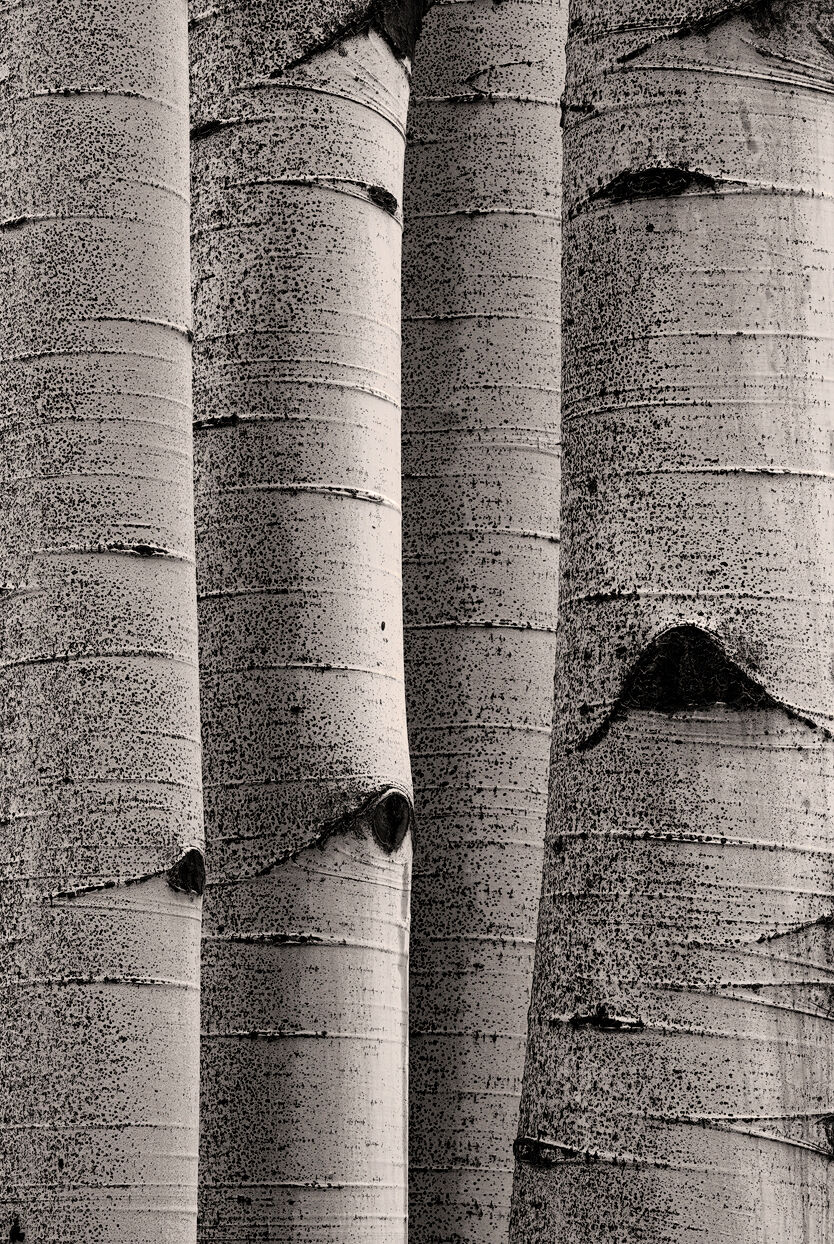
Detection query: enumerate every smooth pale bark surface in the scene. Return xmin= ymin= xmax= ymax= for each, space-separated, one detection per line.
xmin=513 ymin=2 xmax=834 ymax=1239
xmin=190 ymin=7 xmax=415 ymax=1240
xmin=0 ymin=2 xmax=203 ymax=1239
xmin=403 ymin=0 xmax=563 ymax=1239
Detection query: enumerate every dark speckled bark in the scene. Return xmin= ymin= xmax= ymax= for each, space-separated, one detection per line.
xmin=0 ymin=1 xmax=203 ymax=1238
xmin=513 ymin=1 xmax=834 ymax=1238
xmin=403 ymin=0 xmax=565 ymax=1239
xmin=191 ymin=2 xmax=414 ymax=1239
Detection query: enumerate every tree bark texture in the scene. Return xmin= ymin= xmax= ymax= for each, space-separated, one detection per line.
xmin=512 ymin=2 xmax=834 ymax=1239
xmin=403 ymin=0 xmax=564 ymax=1239
xmin=0 ymin=2 xmax=203 ymax=1239
xmin=190 ymin=4 xmax=418 ymax=1240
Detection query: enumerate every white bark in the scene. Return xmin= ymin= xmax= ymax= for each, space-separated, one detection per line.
xmin=403 ymin=0 xmax=564 ymax=1239
xmin=513 ymin=2 xmax=834 ymax=1239
xmin=190 ymin=5 xmax=417 ymax=1240
xmin=0 ymin=2 xmax=202 ymax=1238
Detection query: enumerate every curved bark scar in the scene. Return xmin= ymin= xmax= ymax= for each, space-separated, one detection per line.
xmin=194 ymin=412 xmax=240 ymax=431
xmin=254 ymin=784 xmax=414 ymax=878
xmin=618 ymin=0 xmax=790 ymax=62
xmin=370 ymin=788 xmax=412 ymax=852
xmin=47 ymin=845 xmax=206 ymax=902
xmin=367 ymin=184 xmax=399 ymax=217
xmin=514 ymin=1135 xmax=574 ymax=1167
xmin=589 ymin=166 xmax=719 ymax=207
xmin=578 ymin=625 xmax=830 ymax=752
xmin=568 ymin=1004 xmax=645 ymax=1032
xmin=190 ymin=117 xmax=229 ymax=143
xmin=757 ymin=911 xmax=834 ymax=943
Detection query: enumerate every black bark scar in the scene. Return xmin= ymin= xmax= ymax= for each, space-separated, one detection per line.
xmin=514 ymin=1135 xmax=577 ymax=1167
xmin=569 ymin=1004 xmax=645 ymax=1033
xmin=167 ymin=848 xmax=206 ymax=897
xmin=579 ymin=626 xmax=827 ymax=752
xmin=254 ymin=785 xmax=414 ymax=877
xmin=591 ymin=167 xmax=718 ymax=204
xmin=282 ymin=0 xmax=429 ymax=72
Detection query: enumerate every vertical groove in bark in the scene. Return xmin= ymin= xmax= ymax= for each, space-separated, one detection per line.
xmin=0 ymin=2 xmax=203 ymax=1239
xmin=403 ymin=0 xmax=564 ymax=1238
xmin=190 ymin=7 xmax=414 ymax=1240
xmin=513 ymin=1 xmax=834 ymax=1239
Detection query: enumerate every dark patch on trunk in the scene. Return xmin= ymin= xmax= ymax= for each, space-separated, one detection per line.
xmin=374 ymin=0 xmax=427 ymax=61
xmin=217 ymin=931 xmax=323 ymax=945
xmin=282 ymin=0 xmax=428 ymax=73
xmin=821 ymin=1115 xmax=834 ymax=1153
xmin=194 ymin=412 xmax=240 ymax=431
xmin=813 ymin=8 xmax=834 ymax=59
xmin=132 ymin=543 xmax=168 ymax=558
xmin=0 ymin=217 xmax=28 ymax=232
xmin=367 ymin=184 xmax=399 ymax=216
xmin=8 ymin=1218 xmax=24 ymax=1243
xmin=591 ymin=166 xmax=718 ymax=205
xmin=371 ymin=789 xmax=412 ymax=852
xmin=578 ymin=625 xmax=821 ymax=752
xmin=569 ymin=1004 xmax=645 ymax=1033
xmin=167 ymin=848 xmax=206 ymax=897
xmin=104 ymin=540 xmax=170 ymax=558
xmin=560 ymin=100 xmax=597 ymax=129
xmin=616 ymin=627 xmax=770 ymax=713
xmin=514 ymin=1136 xmax=576 ymax=1167
xmin=190 ymin=117 xmax=226 ymax=143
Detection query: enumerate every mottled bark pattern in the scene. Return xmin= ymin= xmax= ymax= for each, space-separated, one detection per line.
xmin=0 ymin=1 xmax=203 ymax=1238
xmin=513 ymin=2 xmax=834 ymax=1238
xmin=190 ymin=6 xmax=414 ymax=1240
xmin=403 ymin=0 xmax=564 ymax=1238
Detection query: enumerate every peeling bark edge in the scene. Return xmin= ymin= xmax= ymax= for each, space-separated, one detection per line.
xmin=254 ymin=784 xmax=415 ymax=878
xmin=577 ymin=625 xmax=832 ymax=753
xmin=48 ymin=845 xmax=206 ymax=901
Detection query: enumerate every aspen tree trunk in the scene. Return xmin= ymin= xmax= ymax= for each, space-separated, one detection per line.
xmin=402 ymin=1 xmax=564 ymax=1238
xmin=512 ymin=1 xmax=834 ymax=1239
xmin=189 ymin=4 xmax=420 ymax=1240
xmin=0 ymin=2 xmax=203 ymax=1240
